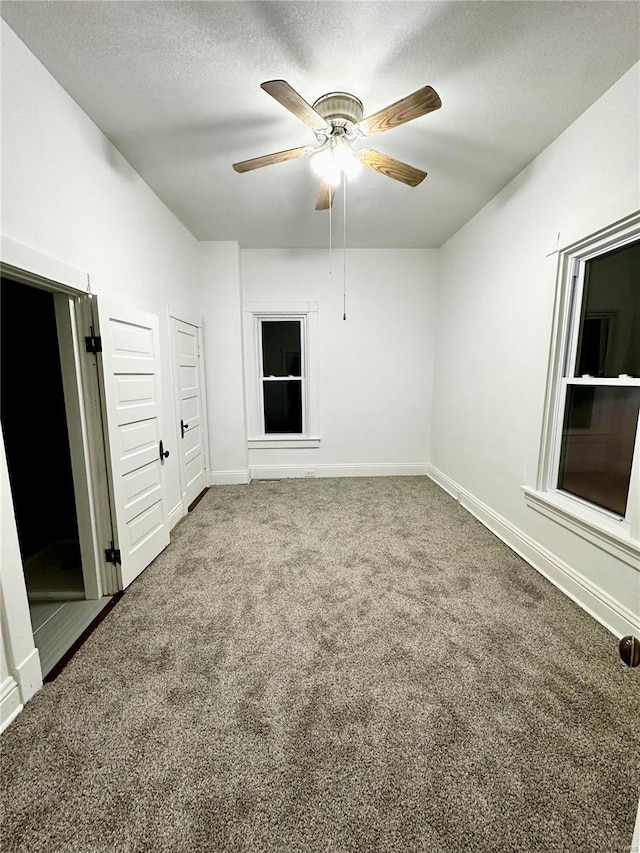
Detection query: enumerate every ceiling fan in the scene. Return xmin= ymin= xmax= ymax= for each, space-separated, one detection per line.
xmin=232 ymin=80 xmax=442 ymax=210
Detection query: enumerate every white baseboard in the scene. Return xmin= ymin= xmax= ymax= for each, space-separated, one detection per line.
xmin=0 ymin=676 xmax=22 ymax=733
xmin=250 ymin=462 xmax=429 ymax=480
xmin=15 ymin=647 xmax=42 ymax=705
xmin=209 ymin=469 xmax=251 ymax=486
xmin=168 ymin=501 xmax=185 ymax=529
xmin=426 ymin=465 xmax=461 ymax=500
xmin=427 ymin=465 xmax=638 ymax=639
xmin=632 ymin=798 xmax=640 ymax=853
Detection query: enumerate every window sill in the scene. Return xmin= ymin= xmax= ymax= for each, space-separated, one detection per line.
xmin=522 ymin=486 xmax=639 ymax=570
xmin=248 ymin=436 xmax=321 ymax=450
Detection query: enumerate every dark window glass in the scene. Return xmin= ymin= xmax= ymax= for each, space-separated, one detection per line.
xmin=262 ymin=321 xmax=301 ymax=377
xmin=575 ymin=240 xmax=640 ymax=378
xmin=558 ymin=385 xmax=640 ymax=516
xmin=263 ymin=380 xmax=302 ymax=433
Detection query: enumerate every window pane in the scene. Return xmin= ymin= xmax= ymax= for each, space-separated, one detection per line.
xmin=575 ymin=240 xmax=640 ymax=378
xmin=264 ymin=380 xmax=302 ymax=433
xmin=558 ymin=385 xmax=640 ymax=516
xmin=261 ymin=321 xmax=301 ymax=377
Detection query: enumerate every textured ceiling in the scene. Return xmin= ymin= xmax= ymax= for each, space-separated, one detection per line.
xmin=2 ymin=1 xmax=639 ymax=248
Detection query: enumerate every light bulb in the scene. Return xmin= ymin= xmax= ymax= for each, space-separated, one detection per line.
xmin=310 ymin=140 xmax=361 ymax=183
xmin=311 ymin=148 xmax=332 ymax=177
xmin=343 ymin=155 xmax=362 ymax=180
xmin=333 ymin=144 xmax=352 ymax=167
xmin=334 ymin=141 xmax=362 ymax=180
xmin=324 ymin=163 xmax=342 ymax=186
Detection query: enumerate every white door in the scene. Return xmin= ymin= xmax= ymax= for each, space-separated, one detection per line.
xmin=171 ymin=317 xmax=207 ymax=509
xmin=95 ymin=298 xmax=170 ymax=589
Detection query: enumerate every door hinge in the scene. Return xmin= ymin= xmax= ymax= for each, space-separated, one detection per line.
xmin=85 ymin=335 xmax=102 ymax=354
xmin=104 ymin=545 xmax=121 ymax=565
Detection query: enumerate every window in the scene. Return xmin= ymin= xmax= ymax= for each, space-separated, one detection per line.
xmin=557 ymin=239 xmax=640 ymax=517
xmin=243 ymin=302 xmax=320 ymax=449
xmin=259 ymin=319 xmax=304 ymax=434
xmin=525 ymin=213 xmax=640 ymax=558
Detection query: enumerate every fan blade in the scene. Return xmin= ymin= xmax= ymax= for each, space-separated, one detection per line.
xmin=233 ymin=146 xmax=312 ymax=173
xmin=359 ymin=148 xmax=427 ymax=187
xmin=261 ymin=80 xmax=330 ymax=132
xmin=358 ymin=85 xmax=441 ymax=136
xmin=315 ymin=179 xmax=336 ymax=211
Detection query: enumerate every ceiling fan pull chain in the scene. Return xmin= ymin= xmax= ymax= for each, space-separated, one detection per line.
xmin=343 ymin=170 xmax=347 ymax=321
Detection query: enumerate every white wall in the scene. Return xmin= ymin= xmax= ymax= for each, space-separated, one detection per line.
xmin=430 ymin=63 xmax=640 ymax=636
xmin=1 ymin=427 xmax=42 ymax=731
xmin=197 ymin=242 xmax=249 ymax=483
xmin=1 ymin=20 xmax=202 ymax=715
xmin=1 ymin=21 xmax=200 ymax=520
xmin=242 ymin=248 xmax=439 ymax=478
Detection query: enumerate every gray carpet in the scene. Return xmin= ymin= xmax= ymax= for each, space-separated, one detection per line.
xmin=1 ymin=476 xmax=638 ymax=852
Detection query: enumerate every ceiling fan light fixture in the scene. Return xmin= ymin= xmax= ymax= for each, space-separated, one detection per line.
xmin=310 ymin=147 xmax=332 ymax=177
xmin=324 ymin=164 xmax=342 ymax=187
xmin=334 ymin=142 xmax=362 ymax=180
xmin=233 ymin=80 xmax=440 ymax=206
xmin=310 ymin=139 xmax=361 ymax=183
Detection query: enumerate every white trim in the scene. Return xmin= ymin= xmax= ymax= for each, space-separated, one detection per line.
xmin=78 ymin=295 xmax=119 ymax=597
xmin=560 ymin=378 xmax=640 ymax=387
xmin=248 ymin=437 xmax=321 ymax=449
xmin=1 ymin=235 xmax=88 ymax=293
xmin=427 ymin=466 xmax=639 ymax=639
xmin=536 ymin=211 xmax=640 ymax=536
xmin=54 ymin=294 xmax=102 ymax=600
xmin=244 ymin=301 xmax=318 ymax=314
xmin=632 ymin=798 xmax=640 ymax=853
xmin=257 ymin=315 xmax=307 ymax=435
xmin=15 ymin=647 xmax=43 ymax=704
xmin=243 ymin=302 xmax=320 ymax=445
xmin=168 ymin=502 xmax=185 ymax=529
xmin=209 ymin=469 xmax=251 ymax=486
xmin=251 ymin=463 xmax=429 ymax=480
xmin=425 ymin=465 xmax=461 ymax=501
xmin=166 ymin=307 xmax=182 ymax=503
xmin=197 ymin=319 xmax=212 ymax=480
xmin=523 ymin=487 xmax=639 ymax=570
xmin=0 ymin=677 xmax=22 ymax=733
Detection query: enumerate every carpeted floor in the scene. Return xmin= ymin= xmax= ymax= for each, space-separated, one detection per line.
xmin=1 ymin=476 xmax=638 ymax=852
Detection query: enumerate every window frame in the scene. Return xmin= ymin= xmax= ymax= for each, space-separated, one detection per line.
xmin=257 ymin=315 xmax=306 ymax=436
xmin=243 ymin=301 xmax=320 ymax=450
xmin=524 ymin=211 xmax=640 ymax=566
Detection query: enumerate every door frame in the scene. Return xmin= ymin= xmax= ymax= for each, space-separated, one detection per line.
xmin=167 ymin=306 xmax=211 ymax=516
xmin=1 ymin=236 xmax=112 ymax=600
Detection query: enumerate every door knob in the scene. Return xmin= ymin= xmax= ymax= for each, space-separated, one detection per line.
xmin=181 ymin=419 xmax=189 ymax=439
xmin=159 ymin=440 xmax=170 ymax=461
xmin=619 ymin=635 xmax=640 ymax=667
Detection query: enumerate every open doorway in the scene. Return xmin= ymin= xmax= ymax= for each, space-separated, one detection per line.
xmin=1 ymin=278 xmax=83 ymax=599
xmin=1 ymin=242 xmax=173 ymax=697
xmin=1 ymin=277 xmax=109 ymax=675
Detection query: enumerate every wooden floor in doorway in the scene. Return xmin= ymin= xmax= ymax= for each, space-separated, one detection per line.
xmin=30 ymin=598 xmax=113 ymax=677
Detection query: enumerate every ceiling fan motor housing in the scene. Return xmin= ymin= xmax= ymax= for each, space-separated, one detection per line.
xmin=312 ymin=92 xmax=364 ymax=140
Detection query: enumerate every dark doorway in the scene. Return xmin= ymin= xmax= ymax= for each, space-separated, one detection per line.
xmin=1 ymin=278 xmax=84 ymax=601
